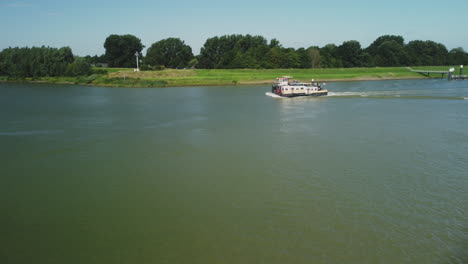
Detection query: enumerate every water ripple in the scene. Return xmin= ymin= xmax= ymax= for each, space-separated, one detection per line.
xmin=0 ymin=129 xmax=64 ymax=136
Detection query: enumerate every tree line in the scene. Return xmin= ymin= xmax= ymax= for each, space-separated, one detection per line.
xmin=0 ymin=46 xmax=92 ymax=78
xmin=1 ymin=34 xmax=468 ymax=79
xmin=96 ymin=34 xmax=468 ymax=69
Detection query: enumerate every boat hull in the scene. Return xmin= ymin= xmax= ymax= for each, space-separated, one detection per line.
xmin=275 ymin=90 xmax=328 ymax=98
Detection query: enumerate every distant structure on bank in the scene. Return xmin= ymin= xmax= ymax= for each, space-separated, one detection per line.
xmin=93 ymin=63 xmax=109 ymax=68
xmin=408 ymin=65 xmax=466 ymax=80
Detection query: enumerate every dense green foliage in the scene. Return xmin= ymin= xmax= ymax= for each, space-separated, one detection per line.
xmin=337 ymin=40 xmax=366 ymax=67
xmin=447 ymin=47 xmax=467 ymax=65
xmin=0 ymin=46 xmax=91 ymax=78
xmin=197 ymin=35 xmax=313 ymax=69
xmin=406 ymin=40 xmax=448 ymax=66
xmin=84 ymin=54 xmax=107 ymax=65
xmin=1 ymin=34 xmax=467 ymax=83
xmin=144 ymin=38 xmax=193 ymax=68
xmin=193 ymin=34 xmax=467 ymax=69
xmin=104 ymin=34 xmax=144 ymax=68
xmin=366 ymin=35 xmax=405 ymax=57
xmin=66 ymin=57 xmax=92 ymax=76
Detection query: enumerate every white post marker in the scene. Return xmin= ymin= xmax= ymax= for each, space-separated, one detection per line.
xmin=135 ymin=51 xmax=140 ymax=71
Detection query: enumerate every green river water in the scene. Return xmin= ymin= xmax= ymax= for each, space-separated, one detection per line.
xmin=1 ymin=79 xmax=467 ymax=263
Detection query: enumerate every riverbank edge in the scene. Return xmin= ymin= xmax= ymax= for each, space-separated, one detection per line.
xmin=0 ymin=75 xmax=432 ymax=88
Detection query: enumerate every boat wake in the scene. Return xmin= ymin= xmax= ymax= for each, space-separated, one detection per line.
xmin=327 ymin=91 xmax=399 ymax=97
xmin=267 ymin=91 xmax=467 ymax=100
xmin=327 ymin=91 xmax=467 ymax=100
xmin=265 ymin=92 xmax=285 ymax=98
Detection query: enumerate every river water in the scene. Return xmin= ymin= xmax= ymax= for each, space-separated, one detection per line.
xmin=1 ymin=80 xmax=467 ymax=263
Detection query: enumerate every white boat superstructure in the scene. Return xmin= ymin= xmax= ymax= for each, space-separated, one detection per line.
xmin=271 ymin=76 xmax=328 ymax=97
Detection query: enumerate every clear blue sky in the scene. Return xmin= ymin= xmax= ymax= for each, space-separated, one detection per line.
xmin=1 ymin=0 xmax=466 ymax=56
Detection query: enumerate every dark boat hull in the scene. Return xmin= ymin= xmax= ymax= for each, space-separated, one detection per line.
xmin=275 ymin=91 xmax=328 ymax=97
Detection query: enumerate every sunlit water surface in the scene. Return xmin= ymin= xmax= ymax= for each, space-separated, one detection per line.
xmin=1 ymin=79 xmax=467 ymax=263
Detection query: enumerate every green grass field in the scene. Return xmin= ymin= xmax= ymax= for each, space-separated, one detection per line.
xmin=4 ymin=66 xmax=462 ymax=88
xmin=100 ymin=67 xmax=429 ymax=87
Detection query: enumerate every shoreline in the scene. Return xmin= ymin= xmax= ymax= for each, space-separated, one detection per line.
xmin=0 ymin=76 xmax=434 ymax=88
xmin=239 ymin=75 xmax=427 ymax=85
xmin=1 ymin=66 xmax=449 ymax=88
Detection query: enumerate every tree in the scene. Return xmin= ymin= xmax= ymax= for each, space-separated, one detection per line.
xmin=104 ymin=34 xmax=144 ymax=68
xmin=406 ymin=40 xmax=448 ymax=66
xmin=319 ymin=44 xmax=342 ymax=68
xmin=366 ymin=35 xmax=405 ymax=56
xmin=145 ymin=38 xmax=194 ymax=68
xmin=374 ymin=40 xmax=408 ymax=66
xmin=281 ymin=48 xmax=300 ymax=68
xmin=338 ymin=40 xmax=363 ymax=67
xmin=188 ymin=57 xmax=199 ymax=68
xmin=198 ymin=35 xmax=243 ymax=69
xmin=296 ymin=48 xmax=312 ymax=68
xmin=66 ymin=57 xmax=91 ymax=76
xmin=447 ymin=47 xmax=468 ymax=65
xmin=269 ymin=38 xmax=281 ymax=48
xmin=198 ymin=34 xmax=271 ymax=69
xmin=85 ymin=54 xmax=107 ymax=65
xmin=307 ymin=46 xmax=321 ymax=68
xmin=0 ymin=46 xmax=86 ymax=78
xmin=267 ymin=47 xmax=283 ymax=69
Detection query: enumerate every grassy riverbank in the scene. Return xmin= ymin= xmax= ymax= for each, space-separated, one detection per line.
xmin=1 ymin=66 xmax=464 ymax=87
xmin=103 ymin=67 xmax=427 ymax=86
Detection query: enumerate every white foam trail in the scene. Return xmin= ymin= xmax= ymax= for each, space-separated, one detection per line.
xmin=265 ymin=92 xmax=284 ymax=98
xmin=328 ymin=91 xmax=405 ymax=97
xmin=0 ymin=130 xmax=64 ymax=136
xmin=327 ymin=92 xmax=366 ymax=96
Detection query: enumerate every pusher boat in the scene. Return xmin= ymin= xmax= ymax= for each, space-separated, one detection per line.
xmin=271 ymin=76 xmax=328 ymax=97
